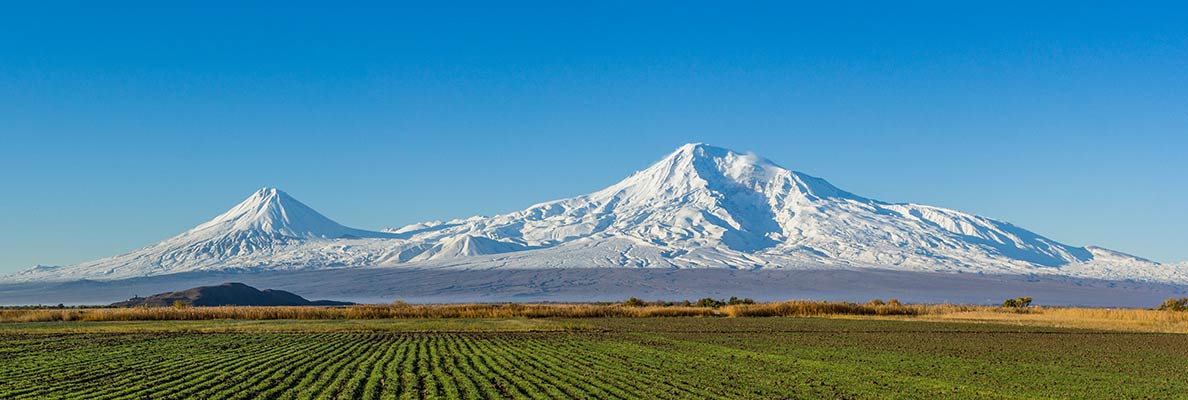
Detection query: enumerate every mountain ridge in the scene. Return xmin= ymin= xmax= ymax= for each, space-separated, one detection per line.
xmin=8 ymin=143 xmax=1185 ymax=284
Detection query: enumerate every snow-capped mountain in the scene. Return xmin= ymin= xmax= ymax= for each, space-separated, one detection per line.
xmin=7 ymin=188 xmax=400 ymax=281
xmin=8 ymin=143 xmax=1186 ymax=283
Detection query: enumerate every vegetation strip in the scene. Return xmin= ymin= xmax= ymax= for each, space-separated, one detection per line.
xmin=3 ymin=318 xmax=1187 ymax=399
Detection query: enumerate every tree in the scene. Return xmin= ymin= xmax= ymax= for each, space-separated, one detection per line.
xmin=172 ymin=300 xmax=189 ymax=310
xmin=623 ymin=297 xmax=647 ymax=307
xmin=726 ymin=297 xmax=755 ymax=306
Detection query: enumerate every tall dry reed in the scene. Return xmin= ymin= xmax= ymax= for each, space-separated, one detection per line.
xmin=720 ymin=300 xmax=982 ymax=317
xmin=0 ymin=303 xmax=719 ymax=322
xmin=4 ymin=301 xmax=1184 ymax=326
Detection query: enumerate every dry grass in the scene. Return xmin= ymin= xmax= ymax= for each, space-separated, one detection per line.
xmin=721 ymin=300 xmax=982 ymax=317
xmin=0 ymin=303 xmax=717 ymax=323
xmin=913 ymin=306 xmax=1188 ymax=333
xmin=4 ymin=301 xmax=1188 ymax=333
xmin=0 ymin=301 xmax=1024 ymax=322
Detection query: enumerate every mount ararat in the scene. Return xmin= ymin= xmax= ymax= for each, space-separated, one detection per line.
xmin=7 ymin=143 xmax=1186 ymax=287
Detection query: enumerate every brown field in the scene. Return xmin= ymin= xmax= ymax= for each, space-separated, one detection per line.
xmin=906 ymin=306 xmax=1188 ymax=333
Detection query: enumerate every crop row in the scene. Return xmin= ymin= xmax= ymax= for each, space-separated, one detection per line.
xmin=0 ymin=332 xmax=785 ymax=399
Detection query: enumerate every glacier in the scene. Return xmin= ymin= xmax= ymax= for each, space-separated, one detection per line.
xmin=6 ymin=143 xmax=1186 ymax=284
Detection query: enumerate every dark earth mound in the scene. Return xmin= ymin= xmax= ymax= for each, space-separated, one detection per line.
xmin=110 ymin=282 xmax=353 ymax=307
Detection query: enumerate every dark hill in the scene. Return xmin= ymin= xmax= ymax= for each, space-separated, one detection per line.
xmin=111 ymin=282 xmax=354 ymax=307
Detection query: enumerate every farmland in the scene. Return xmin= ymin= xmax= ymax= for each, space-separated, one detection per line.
xmin=2 ymin=317 xmax=1187 ymax=399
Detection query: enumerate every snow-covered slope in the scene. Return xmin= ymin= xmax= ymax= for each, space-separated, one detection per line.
xmin=6 ymin=188 xmax=404 ymax=281
xmin=8 ymin=144 xmax=1186 ymax=283
xmin=383 ymin=144 xmax=1096 ymax=272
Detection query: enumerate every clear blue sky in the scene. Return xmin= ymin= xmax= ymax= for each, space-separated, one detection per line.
xmin=2 ymin=2 xmax=1186 ymax=273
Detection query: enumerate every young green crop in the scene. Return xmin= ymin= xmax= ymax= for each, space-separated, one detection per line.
xmin=2 ymin=318 xmax=1187 ymax=399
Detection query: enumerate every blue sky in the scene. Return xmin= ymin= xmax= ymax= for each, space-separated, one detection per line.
xmin=1 ymin=2 xmax=1186 ymax=273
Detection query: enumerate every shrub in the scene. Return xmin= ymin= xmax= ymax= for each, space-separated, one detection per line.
xmin=172 ymin=300 xmax=189 ymax=310
xmin=695 ymin=298 xmax=726 ymax=308
xmin=1002 ymin=297 xmax=1033 ymax=308
xmin=1157 ymin=298 xmax=1188 ymax=312
xmin=623 ymin=297 xmax=647 ymax=307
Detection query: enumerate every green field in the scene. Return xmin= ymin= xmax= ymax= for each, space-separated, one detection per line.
xmin=2 ymin=317 xmax=1187 ymax=399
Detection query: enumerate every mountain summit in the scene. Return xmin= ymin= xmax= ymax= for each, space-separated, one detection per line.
xmin=152 ymin=187 xmax=396 ymax=260
xmin=195 ymin=187 xmax=390 ymax=243
xmin=8 ymin=144 xmax=1185 ymax=283
xmin=605 ymin=143 xmax=857 ymax=204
